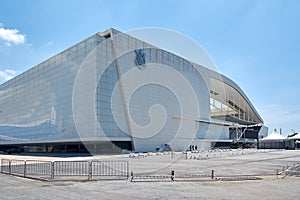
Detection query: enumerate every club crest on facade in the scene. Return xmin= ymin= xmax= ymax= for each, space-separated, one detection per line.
xmin=135 ymin=49 xmax=146 ymax=68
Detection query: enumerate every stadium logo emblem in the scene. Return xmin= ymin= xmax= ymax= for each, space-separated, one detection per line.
xmin=135 ymin=49 xmax=146 ymax=67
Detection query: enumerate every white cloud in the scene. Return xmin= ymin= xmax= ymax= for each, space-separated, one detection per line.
xmin=42 ymin=41 xmax=53 ymax=47
xmin=0 ymin=69 xmax=17 ymax=81
xmin=0 ymin=26 xmax=26 ymax=46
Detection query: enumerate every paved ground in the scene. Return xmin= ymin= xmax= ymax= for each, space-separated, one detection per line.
xmin=0 ymin=150 xmax=300 ymax=199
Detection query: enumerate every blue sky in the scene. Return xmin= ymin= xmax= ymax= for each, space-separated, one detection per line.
xmin=0 ymin=0 xmax=299 ymax=135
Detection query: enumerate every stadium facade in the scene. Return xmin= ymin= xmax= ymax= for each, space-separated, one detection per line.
xmin=0 ymin=28 xmax=267 ymax=153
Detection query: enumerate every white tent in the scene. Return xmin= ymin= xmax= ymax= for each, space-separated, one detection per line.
xmin=260 ymin=130 xmax=285 ymax=141
xmin=259 ymin=130 xmax=285 ymax=149
xmin=286 ymin=133 xmax=300 ymax=140
xmin=285 ymin=133 xmax=300 ymax=149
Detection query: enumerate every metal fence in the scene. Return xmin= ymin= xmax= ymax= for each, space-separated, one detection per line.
xmin=280 ymin=163 xmax=300 ymax=178
xmin=2 ymin=159 xmax=294 ymax=182
xmin=183 ymin=149 xmax=280 ymax=160
xmin=92 ymin=161 xmax=129 ymax=178
xmin=129 ymin=170 xmax=263 ymax=182
xmin=0 ymin=159 xmax=129 ymax=181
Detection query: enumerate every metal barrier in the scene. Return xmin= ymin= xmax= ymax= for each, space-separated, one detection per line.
xmin=54 ymin=161 xmax=90 ymax=179
xmin=1 ymin=159 xmax=286 ymax=182
xmin=285 ymin=171 xmax=300 ymax=176
xmin=0 ymin=159 xmax=11 ymax=174
xmin=10 ymin=160 xmax=26 ymax=176
xmin=130 ymin=170 xmax=266 ymax=182
xmin=92 ymin=161 xmax=129 ymax=179
xmin=26 ymin=160 xmax=52 ymax=179
xmin=184 ymin=149 xmax=279 ymax=160
xmin=280 ymin=163 xmax=300 ymax=178
xmin=0 ymin=159 xmax=129 ymax=181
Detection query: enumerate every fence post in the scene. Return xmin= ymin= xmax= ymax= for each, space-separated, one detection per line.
xmin=171 ymin=170 xmax=175 ymax=181
xmin=88 ymin=161 xmax=92 ymax=180
xmin=126 ymin=161 xmax=129 ymax=179
xmin=211 ymin=170 xmax=214 ymax=180
xmin=24 ymin=160 xmax=27 ymax=177
xmin=51 ymin=161 xmax=55 ymax=180
xmin=9 ymin=160 xmax=11 ymax=174
xmin=130 ymin=171 xmax=133 ymax=182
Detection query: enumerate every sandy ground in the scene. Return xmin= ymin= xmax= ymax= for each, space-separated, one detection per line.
xmin=0 ymin=150 xmax=300 ymax=199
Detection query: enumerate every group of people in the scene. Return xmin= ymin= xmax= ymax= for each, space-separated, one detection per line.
xmin=189 ymin=145 xmax=198 ymax=151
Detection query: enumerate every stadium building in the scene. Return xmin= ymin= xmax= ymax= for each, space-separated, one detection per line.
xmin=0 ymin=28 xmax=267 ymax=153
